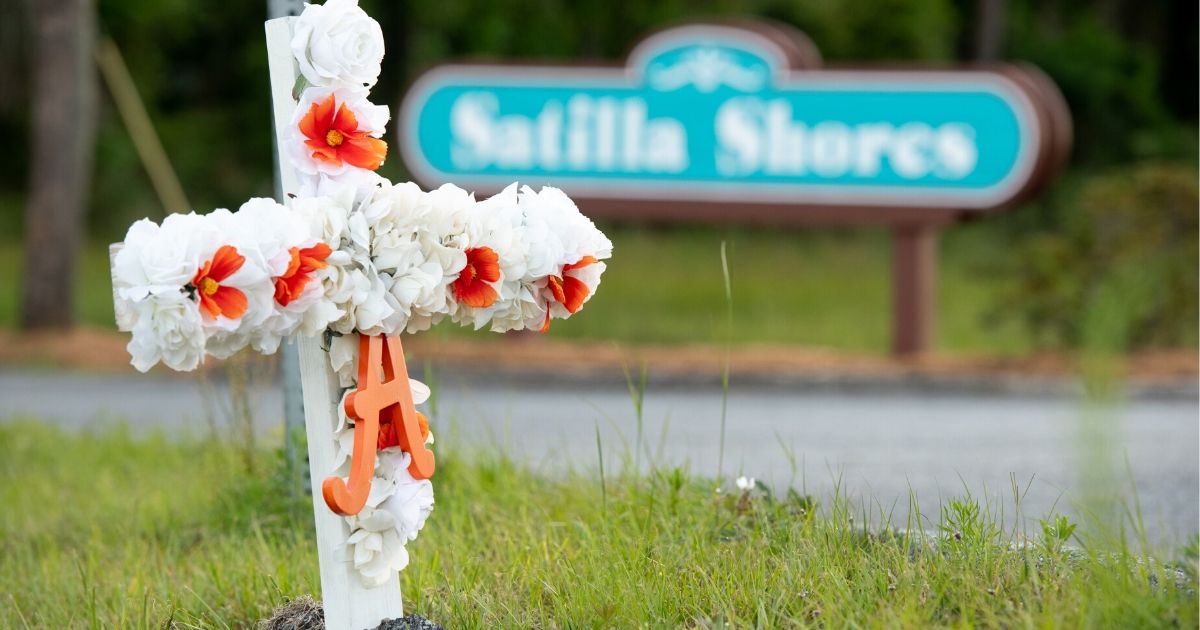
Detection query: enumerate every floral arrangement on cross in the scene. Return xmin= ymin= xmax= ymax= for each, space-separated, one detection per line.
xmin=110 ymin=0 xmax=611 ymax=590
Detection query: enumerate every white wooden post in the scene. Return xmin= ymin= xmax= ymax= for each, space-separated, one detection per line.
xmin=264 ymin=17 xmax=405 ymax=629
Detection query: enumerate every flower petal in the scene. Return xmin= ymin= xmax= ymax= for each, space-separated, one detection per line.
xmin=298 ymin=100 xmax=326 ymax=140
xmin=560 ymin=275 xmax=589 ymax=313
xmin=211 ymin=286 xmax=248 ymax=319
xmin=408 ymin=379 xmax=431 ymax=405
xmin=547 ymin=275 xmax=566 ymax=305
xmin=455 ymin=280 xmax=498 ymax=308
xmin=337 ymin=134 xmax=387 ymax=170
xmin=206 ymin=245 xmax=245 ymax=282
xmin=564 ymin=255 xmax=597 ymax=273
xmin=332 ymin=102 xmax=359 ymax=134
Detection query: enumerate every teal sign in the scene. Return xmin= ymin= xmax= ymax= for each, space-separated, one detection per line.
xmin=400 ymin=23 xmax=1067 ymax=213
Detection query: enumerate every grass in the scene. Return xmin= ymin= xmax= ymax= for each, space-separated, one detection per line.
xmin=0 ymin=223 xmax=1035 ymax=355
xmin=1 ymin=421 xmax=1195 ymax=628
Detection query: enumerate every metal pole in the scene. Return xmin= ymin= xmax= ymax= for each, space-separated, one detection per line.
xmin=270 ymin=0 xmax=307 ymax=497
xmin=269 ymin=0 xmax=305 ymax=19
xmin=891 ymin=224 xmax=937 ymax=357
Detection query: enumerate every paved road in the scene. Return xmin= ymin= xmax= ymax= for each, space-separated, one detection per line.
xmin=2 ymin=369 xmax=1196 ymax=545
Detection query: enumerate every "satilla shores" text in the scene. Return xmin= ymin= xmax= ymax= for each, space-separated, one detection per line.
xmin=448 ymin=93 xmax=979 ymax=180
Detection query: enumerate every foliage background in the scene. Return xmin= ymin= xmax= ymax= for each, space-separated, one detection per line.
xmin=0 ymin=0 xmax=1195 ymax=348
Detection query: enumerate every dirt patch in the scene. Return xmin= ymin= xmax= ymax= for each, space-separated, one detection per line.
xmin=403 ymin=335 xmax=1198 ymax=384
xmin=255 ymin=595 xmax=443 ymax=630
xmin=0 ymin=327 xmax=142 ymax=373
xmin=0 ymin=327 xmax=1194 ymax=383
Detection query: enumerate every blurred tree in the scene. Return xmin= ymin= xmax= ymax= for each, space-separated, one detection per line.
xmin=1008 ymin=0 xmax=1196 ymax=165
xmin=0 ymin=0 xmax=30 ymax=235
xmin=21 ymin=0 xmax=97 ymax=330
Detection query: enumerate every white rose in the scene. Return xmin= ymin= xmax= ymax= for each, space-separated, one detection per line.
xmin=296 ymin=169 xmax=383 ymax=208
xmin=291 ymin=0 xmax=384 ymax=92
xmin=292 ymin=193 xmax=353 ymax=249
xmin=125 ymin=294 xmax=206 ymax=372
xmin=113 ymin=214 xmax=216 ymax=302
xmin=343 ymin=505 xmax=409 ymax=587
xmin=377 ymin=458 xmax=434 ymax=542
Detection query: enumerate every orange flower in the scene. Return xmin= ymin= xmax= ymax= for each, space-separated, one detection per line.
xmin=192 ymin=245 xmax=247 ymax=319
xmin=274 ymin=242 xmax=333 ymax=306
xmin=540 ymin=255 xmax=598 ymax=333
xmin=377 ymin=411 xmax=430 ymax=451
xmin=452 ymin=246 xmax=501 ymax=308
xmin=298 ymin=94 xmax=387 ymax=170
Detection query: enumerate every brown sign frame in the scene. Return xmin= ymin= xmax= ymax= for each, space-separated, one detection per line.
xmin=397 ymin=19 xmax=1073 ymax=355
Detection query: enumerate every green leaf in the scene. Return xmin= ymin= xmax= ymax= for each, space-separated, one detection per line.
xmin=291 ymin=74 xmax=309 ymax=101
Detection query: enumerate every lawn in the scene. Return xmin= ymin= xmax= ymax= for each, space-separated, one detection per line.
xmin=1 ymin=421 xmax=1195 ymax=628
xmin=0 ymin=223 xmax=1036 ymax=355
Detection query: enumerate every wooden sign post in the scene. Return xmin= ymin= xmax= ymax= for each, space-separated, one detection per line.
xmin=892 ymin=223 xmax=939 ymax=356
xmin=264 ymin=17 xmax=404 ymax=629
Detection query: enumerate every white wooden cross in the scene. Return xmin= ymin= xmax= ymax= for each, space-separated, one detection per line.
xmin=109 ymin=20 xmax=413 ymax=626
xmin=264 ymin=17 xmax=405 ymax=629
xmin=110 ymin=10 xmax=609 ymax=628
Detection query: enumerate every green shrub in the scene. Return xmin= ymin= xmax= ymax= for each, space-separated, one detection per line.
xmin=1001 ymin=162 xmax=1198 ymax=349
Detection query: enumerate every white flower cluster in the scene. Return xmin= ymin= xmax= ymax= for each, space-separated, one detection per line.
xmin=288 ymin=0 xmax=391 ymax=194
xmin=112 ymin=0 xmax=615 ymax=589
xmin=113 ymin=199 xmax=340 ymax=372
xmin=293 ymin=181 xmax=612 ymax=350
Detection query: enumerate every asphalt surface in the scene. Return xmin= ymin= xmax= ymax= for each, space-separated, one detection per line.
xmin=2 ymin=369 xmax=1196 ymax=546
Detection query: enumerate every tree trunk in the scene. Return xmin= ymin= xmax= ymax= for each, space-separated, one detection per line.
xmin=21 ymin=0 xmax=97 ymax=330
xmin=973 ymin=0 xmax=1008 ymax=61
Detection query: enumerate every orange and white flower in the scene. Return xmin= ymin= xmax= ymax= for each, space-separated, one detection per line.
xmin=192 ymin=209 xmax=275 ymax=357
xmin=535 ymin=255 xmax=605 ymax=332
xmin=516 ymin=185 xmax=612 ymax=332
xmin=191 ymin=244 xmax=250 ymax=321
xmin=289 ymin=87 xmax=389 ymax=181
xmin=450 ymin=184 xmax=530 ymax=330
xmin=208 ymin=199 xmax=341 ymax=356
xmin=452 ymin=246 xmax=501 ymax=308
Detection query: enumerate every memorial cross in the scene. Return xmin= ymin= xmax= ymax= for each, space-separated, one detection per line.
xmin=108 ymin=5 xmax=612 ymax=628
